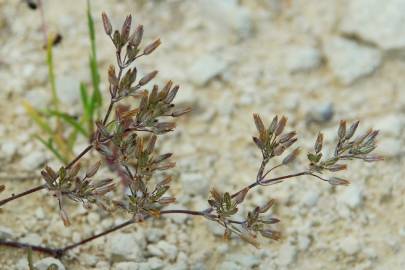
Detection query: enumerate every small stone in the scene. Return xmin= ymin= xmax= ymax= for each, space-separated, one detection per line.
xmin=323 ymin=36 xmax=381 ymax=85
xmin=108 ymin=233 xmax=144 ymax=262
xmin=302 ymin=190 xmax=320 ymax=207
xmin=378 ymin=138 xmax=403 ymax=157
xmin=146 ymin=228 xmax=164 ymax=243
xmin=147 ymin=257 xmax=164 ymax=270
xmin=34 ymin=257 xmax=65 ymax=270
xmin=20 ymin=233 xmax=42 ymax=245
xmin=374 ymin=115 xmax=404 ymax=138
xmin=25 ymin=89 xmax=50 ymax=110
xmin=181 ymin=172 xmax=209 ymax=196
xmin=20 ymin=151 xmax=46 ymax=171
xmin=0 ymin=226 xmax=14 ymax=240
xmin=80 ymin=254 xmax=98 ymax=267
xmin=297 ymin=235 xmax=311 ymax=251
xmin=156 ymin=240 xmax=178 ymax=261
xmin=218 ymin=261 xmax=242 ymax=270
xmin=284 ymin=46 xmax=322 ymax=73
xmin=340 ymin=0 xmax=405 ymax=50
xmin=278 ymin=243 xmax=297 ymax=266
xmin=306 ymin=103 xmax=334 ymax=124
xmin=339 ymin=236 xmax=360 ymax=255
xmin=87 ymin=212 xmax=100 ymax=225
xmin=56 ymin=76 xmax=81 ymax=106
xmin=35 ymin=208 xmax=45 ymax=219
xmin=338 ymin=185 xmax=363 ymax=209
xmin=1 ymin=141 xmax=17 ymax=160
xmin=188 ymin=55 xmax=228 ymax=86
xmin=113 ymin=262 xmax=140 ymax=270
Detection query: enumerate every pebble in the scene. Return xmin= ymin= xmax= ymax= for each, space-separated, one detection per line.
xmin=1 ymin=141 xmax=17 ymax=161
xmin=20 ymin=233 xmax=42 ymax=245
xmin=56 ymin=76 xmax=81 ymax=106
xmin=34 ymin=257 xmax=65 ymax=270
xmin=297 ymin=235 xmax=311 ymax=251
xmin=378 ymin=138 xmax=403 ymax=157
xmin=278 ymin=243 xmax=297 ymax=266
xmin=108 ymin=233 xmax=144 ymax=262
xmin=374 ymin=115 xmax=404 ymax=138
xmin=25 ymin=89 xmax=50 ymax=110
xmin=302 ymin=190 xmax=320 ymax=207
xmin=112 ymin=262 xmax=140 ymax=270
xmin=284 ymin=46 xmax=322 ymax=73
xmin=20 ymin=151 xmax=47 ymax=171
xmin=339 ymin=236 xmax=360 ymax=255
xmin=0 ymin=226 xmax=14 ymax=240
xmin=198 ymin=0 xmax=252 ymax=40
xmin=340 ymin=0 xmax=405 ymax=50
xmin=156 ymin=240 xmax=178 ymax=261
xmin=181 ymin=172 xmax=209 ymax=196
xmin=338 ymin=185 xmax=363 ymax=209
xmin=188 ymin=55 xmax=228 ymax=86
xmin=323 ymin=36 xmax=381 ymax=85
xmin=306 ymin=102 xmax=334 ymax=125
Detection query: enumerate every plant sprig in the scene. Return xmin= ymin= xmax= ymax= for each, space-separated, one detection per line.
xmin=0 ymin=11 xmax=382 ymax=260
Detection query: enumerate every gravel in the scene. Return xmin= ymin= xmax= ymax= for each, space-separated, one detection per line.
xmin=323 ymin=36 xmax=382 ymax=85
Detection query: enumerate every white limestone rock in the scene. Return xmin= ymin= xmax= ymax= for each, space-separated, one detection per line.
xmin=340 ymin=0 xmax=405 ymax=50
xmin=323 ymin=36 xmax=381 ymax=85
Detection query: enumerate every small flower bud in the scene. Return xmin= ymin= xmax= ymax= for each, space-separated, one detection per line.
xmin=129 ymin=25 xmax=144 ymax=48
xmin=328 ymin=177 xmax=350 ymax=186
xmin=143 ymin=38 xmax=161 ymax=55
xmin=139 ymin=70 xmax=158 ymax=86
xmin=102 ymin=12 xmax=112 ymax=35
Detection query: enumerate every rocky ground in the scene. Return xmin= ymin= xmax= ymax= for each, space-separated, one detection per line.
xmin=0 ymin=0 xmax=404 ymax=269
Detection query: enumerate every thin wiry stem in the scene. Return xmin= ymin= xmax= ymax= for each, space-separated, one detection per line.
xmin=0 ymin=184 xmax=46 ymax=207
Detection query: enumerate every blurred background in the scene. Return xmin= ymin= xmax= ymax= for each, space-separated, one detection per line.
xmin=0 ymin=0 xmax=404 ymax=269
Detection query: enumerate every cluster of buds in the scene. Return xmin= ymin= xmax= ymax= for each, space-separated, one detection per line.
xmin=242 ymin=200 xmax=281 ymax=245
xmin=308 ymin=120 xmax=382 ymax=186
xmin=252 ymin=114 xmax=298 ymax=160
xmin=95 ymin=13 xmax=190 ymax=221
xmin=41 ymin=162 xmax=115 ymax=226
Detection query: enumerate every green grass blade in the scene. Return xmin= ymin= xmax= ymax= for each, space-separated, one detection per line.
xmin=80 ymin=82 xmax=90 ymax=122
xmin=46 ymin=37 xmax=59 ymax=110
xmin=87 ymin=0 xmax=102 ymax=114
xmin=34 ymin=135 xmax=67 ymax=164
xmin=47 ymin=110 xmax=88 ymax=136
xmin=23 ymin=101 xmax=53 ymax=135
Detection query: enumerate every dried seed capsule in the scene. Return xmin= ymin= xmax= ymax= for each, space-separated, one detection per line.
xmin=273 ymin=144 xmax=286 ymax=156
xmin=268 ymin=116 xmax=278 ymax=134
xmin=121 ymin=15 xmax=132 ymax=44
xmin=143 ymin=38 xmax=161 ymax=55
xmin=102 ymin=12 xmax=112 ymax=35
xmin=260 ymin=229 xmax=281 ymax=240
xmin=86 ymin=161 xmax=102 ymax=178
xmin=259 ymin=199 xmax=275 ymax=213
xmin=282 ymin=147 xmax=300 ymax=165
xmin=326 ymin=164 xmax=347 ymax=172
xmin=346 ymin=120 xmax=360 ymax=140
xmin=139 ymin=70 xmax=158 ymax=86
xmin=275 ymin=116 xmax=287 ymax=136
xmin=171 ymin=107 xmax=192 ymax=117
xmin=146 ymin=135 xmax=157 ymax=154
xmin=279 ymin=131 xmax=296 ymax=144
xmin=112 ymin=30 xmax=121 ymax=49
xmin=0 ymin=184 xmax=5 ymax=193
xmin=314 ymin=132 xmax=323 ymax=153
xmin=233 ymin=187 xmax=249 ymax=204
xmin=338 ymin=120 xmax=347 ymax=140
xmin=328 ymin=177 xmax=350 ymax=186
xmin=253 ymin=113 xmax=266 ymax=135
xmin=129 ymin=25 xmax=144 ymax=48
